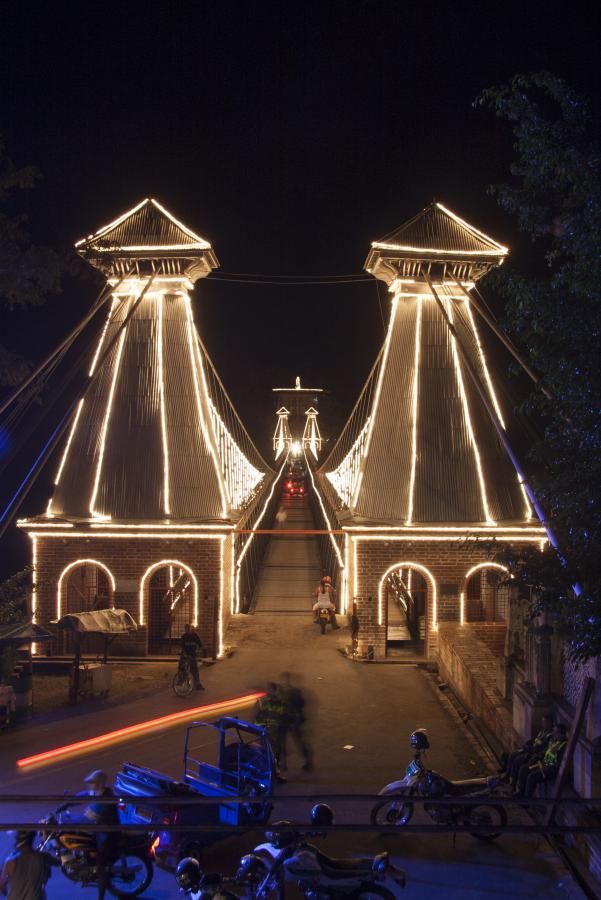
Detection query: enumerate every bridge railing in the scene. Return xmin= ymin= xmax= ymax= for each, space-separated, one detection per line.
xmin=304 ymin=455 xmax=345 ymax=606
xmin=234 ymin=462 xmax=285 ymax=613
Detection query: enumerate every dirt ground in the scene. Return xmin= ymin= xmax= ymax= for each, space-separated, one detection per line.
xmin=31 ymin=662 xmax=177 ymax=714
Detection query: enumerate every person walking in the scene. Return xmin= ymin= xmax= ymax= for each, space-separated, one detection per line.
xmin=0 ymin=831 xmax=57 ymax=899
xmin=278 ymin=672 xmax=313 ymax=772
xmin=255 ymin=682 xmax=287 ymax=781
xmin=180 ymin=624 xmax=204 ymax=690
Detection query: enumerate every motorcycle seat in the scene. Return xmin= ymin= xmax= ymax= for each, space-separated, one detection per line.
xmin=445 ymin=777 xmax=488 ymax=796
xmin=314 ymin=848 xmax=381 ymax=879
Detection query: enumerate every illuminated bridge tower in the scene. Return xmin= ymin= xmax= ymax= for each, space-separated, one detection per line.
xmin=21 ymin=199 xmax=271 ymax=656
xmin=319 ymin=202 xmax=546 ymax=659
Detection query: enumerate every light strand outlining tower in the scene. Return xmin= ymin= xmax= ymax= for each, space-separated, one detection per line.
xmin=317 ymin=202 xmax=546 ymax=658
xmin=20 ymin=198 xmax=273 ymax=656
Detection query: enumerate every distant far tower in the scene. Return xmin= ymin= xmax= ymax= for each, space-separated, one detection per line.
xmin=272 ymin=376 xmax=323 ymax=460
xmin=273 ymin=407 xmax=292 ymax=460
xmin=319 ymin=202 xmax=546 ymax=658
xmin=20 ymin=199 xmax=271 ymax=656
xmin=302 ymin=407 xmax=322 ymax=459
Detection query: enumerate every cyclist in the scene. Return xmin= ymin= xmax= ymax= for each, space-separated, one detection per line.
xmin=180 ymin=624 xmax=204 ymax=691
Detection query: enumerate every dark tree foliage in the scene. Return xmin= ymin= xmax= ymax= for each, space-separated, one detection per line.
xmin=476 ymin=72 xmax=601 ymax=661
xmin=0 ymin=139 xmax=64 ymax=385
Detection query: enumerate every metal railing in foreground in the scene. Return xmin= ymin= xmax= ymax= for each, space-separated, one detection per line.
xmin=1 ymin=793 xmax=600 ymax=836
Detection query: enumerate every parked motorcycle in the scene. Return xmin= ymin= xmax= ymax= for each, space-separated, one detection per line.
xmin=237 ymin=805 xmax=406 ymax=899
xmin=371 ymin=728 xmax=506 ymax=841
xmin=37 ymin=803 xmax=154 ymax=896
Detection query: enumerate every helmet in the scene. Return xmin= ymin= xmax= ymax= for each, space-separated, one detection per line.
xmin=175 ymin=857 xmax=201 ymax=891
xmin=410 ymin=728 xmax=430 ymax=751
xmin=310 ymin=803 xmax=334 ymax=826
xmin=236 ymin=853 xmax=265 ymax=881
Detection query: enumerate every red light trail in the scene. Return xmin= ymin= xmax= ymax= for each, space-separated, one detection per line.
xmin=16 ymin=691 xmax=265 ymax=769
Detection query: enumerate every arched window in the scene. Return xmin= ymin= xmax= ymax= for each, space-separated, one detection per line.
xmin=463 ymin=563 xmax=510 ymax=622
xmin=58 ymin=560 xmax=115 ymax=617
xmin=140 ymin=561 xmax=198 ymax=655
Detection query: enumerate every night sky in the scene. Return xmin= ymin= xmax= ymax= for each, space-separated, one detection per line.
xmin=0 ymin=2 xmax=598 ymax=569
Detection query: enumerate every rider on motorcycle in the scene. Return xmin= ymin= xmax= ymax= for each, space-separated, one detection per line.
xmin=312 ymin=577 xmax=339 ymax=628
xmin=82 ymin=769 xmax=120 ymax=900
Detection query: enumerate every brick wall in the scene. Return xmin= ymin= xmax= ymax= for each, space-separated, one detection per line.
xmin=351 ymin=537 xmax=515 ymax=659
xmin=31 ymin=532 xmax=229 ymax=657
xmin=438 ymin=623 xmax=519 ymax=750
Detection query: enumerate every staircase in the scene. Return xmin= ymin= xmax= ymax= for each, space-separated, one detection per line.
xmin=252 ymin=493 xmax=322 ymax=615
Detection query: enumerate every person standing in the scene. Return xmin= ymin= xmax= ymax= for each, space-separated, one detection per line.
xmin=180 ymin=624 xmax=204 ymax=690
xmin=0 ymin=831 xmax=57 ymax=899
xmin=82 ymin=769 xmax=120 ymax=900
xmin=278 ymin=672 xmax=313 ymax=772
xmin=255 ymin=682 xmax=287 ymax=781
xmin=350 ymin=602 xmax=360 ymax=656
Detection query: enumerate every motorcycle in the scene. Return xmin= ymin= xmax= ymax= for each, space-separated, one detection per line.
xmin=37 ymin=803 xmax=154 ymax=896
xmin=176 ymin=856 xmax=244 ymax=899
xmin=317 ymin=607 xmax=331 ymax=634
xmin=238 ymin=819 xmax=405 ymax=899
xmin=371 ymin=741 xmax=506 ymax=841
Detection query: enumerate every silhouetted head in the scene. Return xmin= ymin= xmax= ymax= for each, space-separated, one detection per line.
xmin=541 ymin=714 xmax=554 ymax=730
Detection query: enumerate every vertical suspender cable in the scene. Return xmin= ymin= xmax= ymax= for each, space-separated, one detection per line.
xmin=422 ymin=269 xmax=573 ymax=585
xmin=0 ymin=269 xmax=134 ymax=419
xmin=0 ymin=272 xmax=157 ymax=538
xmin=450 ymin=274 xmax=553 ymax=402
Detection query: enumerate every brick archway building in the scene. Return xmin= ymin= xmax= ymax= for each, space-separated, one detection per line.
xmin=20 ymin=199 xmax=271 ymax=656
xmin=318 ymin=202 xmax=546 ymax=659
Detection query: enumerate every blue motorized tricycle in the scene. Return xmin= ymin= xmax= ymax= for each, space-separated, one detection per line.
xmin=115 ymin=716 xmax=275 ymax=869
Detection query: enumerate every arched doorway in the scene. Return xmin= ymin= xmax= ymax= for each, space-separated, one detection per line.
xmin=57 ymin=560 xmax=115 ymax=653
xmin=381 ymin=564 xmax=432 ymax=656
xmin=146 ymin=563 xmax=196 ymax=655
xmin=464 ymin=563 xmax=510 ymax=622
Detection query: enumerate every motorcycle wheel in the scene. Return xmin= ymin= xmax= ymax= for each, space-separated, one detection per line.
xmin=468 ymin=803 xmax=507 ymax=841
xmin=320 ymin=620 xmax=326 ymax=634
xmin=172 ymin=671 xmax=194 ymax=697
xmin=370 ymin=797 xmax=414 ymax=827
xmin=107 ymin=853 xmax=153 ymax=897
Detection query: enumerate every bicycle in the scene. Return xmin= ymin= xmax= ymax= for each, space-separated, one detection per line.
xmin=173 ymin=654 xmax=195 ymax=697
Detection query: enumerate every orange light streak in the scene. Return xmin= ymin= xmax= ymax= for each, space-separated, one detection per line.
xmin=16 ymin=691 xmax=265 ymax=769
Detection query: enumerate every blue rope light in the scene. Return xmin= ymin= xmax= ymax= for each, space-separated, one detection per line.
xmin=0 ymin=408 xmax=73 ymax=529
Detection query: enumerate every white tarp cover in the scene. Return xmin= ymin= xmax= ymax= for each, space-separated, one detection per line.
xmin=56 ymin=608 xmax=137 ymax=634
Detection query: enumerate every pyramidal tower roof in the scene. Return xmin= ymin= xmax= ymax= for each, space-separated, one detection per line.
xmin=45 ymin=200 xmax=267 ymax=524
xmin=76 ymin=198 xmax=219 ymax=279
xmin=365 ymin=202 xmax=508 ymax=285
xmin=373 ymin=201 xmax=507 ymax=255
xmin=323 ymin=203 xmax=533 ymax=527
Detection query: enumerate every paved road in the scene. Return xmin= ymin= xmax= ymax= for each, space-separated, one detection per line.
xmin=0 ymin=616 xmax=577 ymax=900
xmin=0 ymin=603 xmax=583 ymax=897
